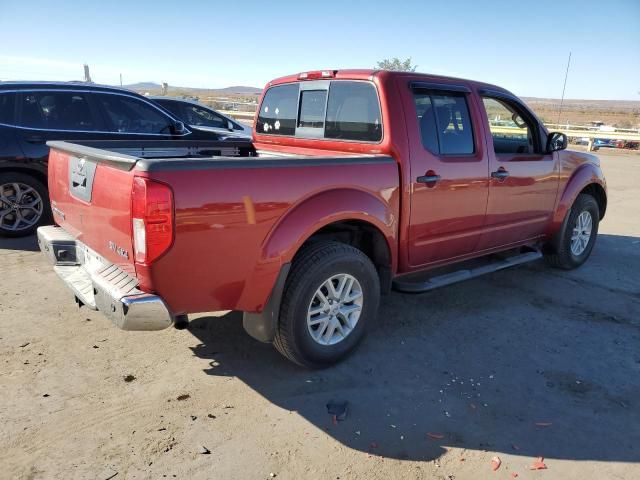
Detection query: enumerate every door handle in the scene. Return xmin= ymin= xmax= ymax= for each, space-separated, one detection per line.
xmin=25 ymin=136 xmax=46 ymax=144
xmin=491 ymin=168 xmax=509 ymax=181
xmin=417 ymin=173 xmax=441 ymax=184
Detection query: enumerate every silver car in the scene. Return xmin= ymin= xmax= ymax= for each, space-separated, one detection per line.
xmin=151 ymin=97 xmax=252 ymax=139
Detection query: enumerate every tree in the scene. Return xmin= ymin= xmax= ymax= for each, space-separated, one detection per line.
xmin=375 ymin=57 xmax=418 ymax=72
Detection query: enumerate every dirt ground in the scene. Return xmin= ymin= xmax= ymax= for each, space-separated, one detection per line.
xmin=1 ymin=150 xmax=639 ymax=480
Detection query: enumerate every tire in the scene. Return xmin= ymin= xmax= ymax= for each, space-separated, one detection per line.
xmin=0 ymin=172 xmax=51 ymax=238
xmin=274 ymin=241 xmax=380 ymax=368
xmin=544 ymin=193 xmax=599 ymax=270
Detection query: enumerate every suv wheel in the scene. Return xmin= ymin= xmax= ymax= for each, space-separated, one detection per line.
xmin=274 ymin=241 xmax=380 ymax=368
xmin=0 ymin=173 xmax=51 ymax=237
xmin=544 ymin=193 xmax=600 ymax=269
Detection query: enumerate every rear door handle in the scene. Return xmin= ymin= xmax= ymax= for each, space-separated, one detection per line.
xmin=491 ymin=169 xmax=509 ymax=181
xmin=417 ymin=174 xmax=441 ymax=184
xmin=25 ymin=136 xmax=46 ymax=144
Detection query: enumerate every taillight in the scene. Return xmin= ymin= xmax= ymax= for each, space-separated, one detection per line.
xmin=131 ymin=177 xmax=174 ymax=265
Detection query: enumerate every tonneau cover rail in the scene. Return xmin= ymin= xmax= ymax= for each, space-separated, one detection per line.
xmin=47 ymin=139 xmax=255 ymax=171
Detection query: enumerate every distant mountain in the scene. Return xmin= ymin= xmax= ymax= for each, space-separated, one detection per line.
xmin=215 ymin=86 xmax=262 ymax=94
xmin=123 ymin=82 xmax=161 ymax=90
xmin=122 ymin=82 xmax=262 ymax=95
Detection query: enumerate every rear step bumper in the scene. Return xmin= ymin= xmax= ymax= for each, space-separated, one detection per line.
xmin=37 ymin=225 xmax=173 ymax=331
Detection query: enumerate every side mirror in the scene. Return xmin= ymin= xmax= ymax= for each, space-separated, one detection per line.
xmin=227 ymin=119 xmax=235 ymax=131
xmin=547 ymin=132 xmax=567 ymax=152
xmin=172 ymin=121 xmax=186 ymax=135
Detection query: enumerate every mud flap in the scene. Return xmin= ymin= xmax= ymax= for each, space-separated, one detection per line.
xmin=242 ymin=263 xmax=291 ymax=343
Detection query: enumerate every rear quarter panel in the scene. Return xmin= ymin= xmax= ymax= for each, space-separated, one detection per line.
xmin=142 ymin=158 xmax=400 ymax=314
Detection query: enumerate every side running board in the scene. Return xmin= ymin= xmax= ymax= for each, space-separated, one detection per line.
xmin=393 ymin=251 xmax=542 ymax=293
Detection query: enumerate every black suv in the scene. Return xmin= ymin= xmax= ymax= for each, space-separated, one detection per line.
xmin=0 ymin=82 xmax=224 ymax=237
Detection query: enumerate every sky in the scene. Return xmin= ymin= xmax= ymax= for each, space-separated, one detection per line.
xmin=1 ymin=0 xmax=638 ymax=100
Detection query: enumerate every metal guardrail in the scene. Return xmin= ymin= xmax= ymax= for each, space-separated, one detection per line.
xmin=219 ymin=110 xmax=640 ymax=142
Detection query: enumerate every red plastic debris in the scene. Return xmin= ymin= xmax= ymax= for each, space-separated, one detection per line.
xmin=491 ymin=456 xmax=502 ymax=471
xmin=427 ymin=432 xmax=445 ymax=440
xmin=530 ymin=457 xmax=548 ymax=470
xmin=369 ymin=442 xmax=379 ymax=449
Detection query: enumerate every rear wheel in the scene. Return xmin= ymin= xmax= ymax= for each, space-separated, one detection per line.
xmin=0 ymin=172 xmax=51 ymax=237
xmin=544 ymin=193 xmax=599 ymax=269
xmin=274 ymin=241 xmax=380 ymax=368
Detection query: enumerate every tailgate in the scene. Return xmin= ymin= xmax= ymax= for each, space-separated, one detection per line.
xmin=47 ymin=144 xmax=137 ymax=275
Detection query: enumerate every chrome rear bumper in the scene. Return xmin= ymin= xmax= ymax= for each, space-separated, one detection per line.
xmin=37 ymin=225 xmax=173 ymax=331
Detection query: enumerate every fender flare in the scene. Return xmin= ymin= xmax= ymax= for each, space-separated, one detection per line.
xmin=548 ymin=162 xmax=607 ymax=238
xmin=240 ymin=188 xmax=397 ymax=342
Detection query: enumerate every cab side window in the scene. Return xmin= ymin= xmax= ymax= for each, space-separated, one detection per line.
xmin=482 ymin=97 xmax=535 ymax=154
xmin=413 ymin=90 xmax=474 ymax=155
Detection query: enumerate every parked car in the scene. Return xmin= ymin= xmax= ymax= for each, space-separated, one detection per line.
xmin=151 ymin=97 xmax=251 ymax=139
xmin=37 ymin=69 xmax=606 ymax=367
xmin=0 ymin=82 xmax=229 ymax=237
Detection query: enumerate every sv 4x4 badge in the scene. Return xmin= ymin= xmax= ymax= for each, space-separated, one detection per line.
xmin=108 ymin=241 xmax=129 ymax=259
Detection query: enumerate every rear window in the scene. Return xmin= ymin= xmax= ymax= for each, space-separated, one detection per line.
xmin=256 ymin=81 xmax=382 ymax=142
xmin=257 ymin=83 xmax=298 ymax=136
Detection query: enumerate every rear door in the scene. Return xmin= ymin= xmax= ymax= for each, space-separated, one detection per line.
xmin=405 ymin=82 xmax=490 ymax=266
xmin=476 ymin=93 xmax=559 ymax=250
xmin=15 ymin=90 xmax=112 ymax=164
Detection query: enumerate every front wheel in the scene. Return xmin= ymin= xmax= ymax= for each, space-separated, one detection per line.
xmin=0 ymin=172 xmax=51 ymax=238
xmin=544 ymin=193 xmax=600 ymax=269
xmin=274 ymin=241 xmax=380 ymax=368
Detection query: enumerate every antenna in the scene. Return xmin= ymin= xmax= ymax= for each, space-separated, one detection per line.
xmin=556 ymin=52 xmax=571 ymax=126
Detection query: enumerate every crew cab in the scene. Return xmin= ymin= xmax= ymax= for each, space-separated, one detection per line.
xmin=37 ymin=70 xmax=607 ymax=367
xmin=0 ymin=82 xmax=228 ymax=237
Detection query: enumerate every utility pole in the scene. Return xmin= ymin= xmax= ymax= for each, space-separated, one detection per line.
xmin=120 ymin=73 xmax=123 ymax=87
xmin=83 ymin=64 xmax=92 ymax=83
xmin=556 ymin=52 xmax=571 ymax=127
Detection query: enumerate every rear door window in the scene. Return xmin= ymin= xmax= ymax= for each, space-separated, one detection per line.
xmin=17 ymin=91 xmax=98 ymax=131
xmin=413 ymin=90 xmax=474 ymax=155
xmin=256 ymin=80 xmax=382 ymax=142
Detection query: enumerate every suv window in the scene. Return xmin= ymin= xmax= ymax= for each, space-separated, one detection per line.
xmin=96 ymin=94 xmax=173 ymax=134
xmin=185 ymin=104 xmax=227 ymax=129
xmin=482 ymin=97 xmax=534 ymax=154
xmin=413 ymin=90 xmax=474 ymax=155
xmin=17 ymin=91 xmax=97 ymax=131
xmin=0 ymin=93 xmax=16 ymax=124
xmin=256 ymin=83 xmax=298 ymax=136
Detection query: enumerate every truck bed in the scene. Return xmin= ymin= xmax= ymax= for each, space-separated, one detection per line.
xmin=45 ymin=139 xmax=400 ymax=318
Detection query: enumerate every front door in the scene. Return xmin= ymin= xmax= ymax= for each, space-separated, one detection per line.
xmin=406 ymin=83 xmax=490 ymax=267
xmin=476 ymin=95 xmax=559 ymax=250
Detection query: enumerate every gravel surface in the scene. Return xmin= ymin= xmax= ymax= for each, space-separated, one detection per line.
xmin=1 ymin=151 xmax=639 ymax=479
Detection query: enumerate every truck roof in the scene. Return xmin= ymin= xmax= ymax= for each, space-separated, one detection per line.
xmin=266 ymin=69 xmax=513 ymax=96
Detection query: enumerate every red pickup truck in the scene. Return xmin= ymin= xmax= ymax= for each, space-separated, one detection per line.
xmin=38 ymin=69 xmax=607 ymax=367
